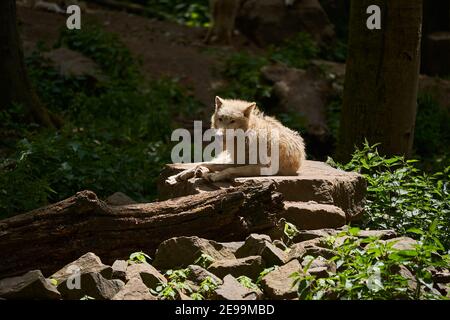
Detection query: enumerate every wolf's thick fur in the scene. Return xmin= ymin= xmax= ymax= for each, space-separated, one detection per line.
xmin=204 ymin=96 xmax=305 ymax=181
xmin=165 ymin=96 xmax=306 ymax=184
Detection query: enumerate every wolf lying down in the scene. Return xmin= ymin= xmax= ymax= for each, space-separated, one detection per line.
xmin=166 ymin=97 xmax=306 ymax=185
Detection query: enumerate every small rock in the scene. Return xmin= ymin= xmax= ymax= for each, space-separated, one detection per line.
xmin=304 ymin=246 xmax=336 ymax=260
xmin=187 ymin=265 xmax=222 ymax=285
xmin=299 ymin=237 xmax=333 ymax=249
xmin=111 ymin=260 xmax=128 ymax=281
xmin=184 ymin=280 xmax=200 ymax=293
xmin=392 ymin=265 xmax=417 ymax=292
xmin=260 ymin=260 xmax=301 ymax=299
xmin=42 ymin=47 xmax=105 ymax=81
xmin=0 ymin=270 xmax=60 ymax=300
xmin=308 ymin=267 xmax=328 ymax=278
xmin=213 ymin=275 xmax=261 ymax=300
xmin=50 ymin=252 xmax=112 ymax=284
xmin=433 ymin=272 xmax=450 ymax=284
xmin=386 ymin=237 xmax=418 ymax=251
xmin=357 ymin=229 xmax=397 ymax=240
xmin=436 ymin=283 xmax=450 ymax=297
xmin=296 ymin=238 xmax=336 ymax=259
xmin=111 ymin=279 xmax=125 ymax=288
xmin=57 ymin=272 xmax=121 ymax=300
xmin=208 ymin=256 xmax=265 ymax=280
xmin=235 ymin=234 xmax=288 ymax=267
xmin=178 ymin=290 xmax=194 ymax=300
xmin=286 ymin=243 xmax=307 ymax=261
xmin=273 ymin=240 xmax=288 ymax=251
xmin=419 ymin=75 xmax=450 ymax=111
xmin=293 ymin=228 xmax=338 ymax=242
xmin=106 ymin=192 xmax=137 ymax=206
xmin=153 ymin=236 xmax=236 ymax=269
xmin=112 ymin=277 xmax=157 ymax=300
xmin=125 ymin=263 xmax=166 ymax=290
xmin=301 ymin=256 xmax=336 ymax=278
xmin=218 ymin=241 xmax=245 ymax=254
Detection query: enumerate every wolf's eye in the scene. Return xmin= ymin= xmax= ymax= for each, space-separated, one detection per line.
xmin=230 ymin=120 xmax=235 ymax=124
xmin=218 ymin=117 xmax=223 ymax=122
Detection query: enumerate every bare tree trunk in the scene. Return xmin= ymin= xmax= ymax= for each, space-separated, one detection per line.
xmin=337 ymin=0 xmax=423 ymax=161
xmin=0 ymin=182 xmax=282 ymax=278
xmin=0 ymin=0 xmax=61 ymax=127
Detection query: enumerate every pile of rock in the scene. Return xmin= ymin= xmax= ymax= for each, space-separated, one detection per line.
xmin=4 ymin=230 xmax=447 ymax=300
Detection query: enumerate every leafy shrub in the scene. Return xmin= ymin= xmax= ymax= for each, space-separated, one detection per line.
xmin=292 ymin=227 xmax=449 ymax=300
xmin=217 ymin=52 xmax=272 ymax=104
xmin=328 ymin=142 xmax=450 ymax=249
xmin=151 ymin=268 xmax=218 ymax=300
xmin=26 ymin=44 xmax=96 ymax=114
xmin=128 ymin=251 xmax=152 ymax=264
xmin=319 ymin=40 xmax=347 ymax=63
xmin=269 ymin=32 xmax=319 ymax=69
xmin=0 ymin=24 xmax=199 ymax=218
xmin=145 ymin=0 xmax=210 ymax=27
xmin=57 ymin=24 xmax=141 ymax=85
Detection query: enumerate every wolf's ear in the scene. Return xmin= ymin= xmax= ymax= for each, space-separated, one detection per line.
xmin=215 ymin=96 xmax=224 ymax=110
xmin=244 ymin=102 xmax=256 ymax=118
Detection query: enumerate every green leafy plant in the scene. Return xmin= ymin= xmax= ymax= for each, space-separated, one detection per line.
xmin=291 ymin=226 xmax=449 ymax=300
xmin=1 ymin=25 xmax=199 ymax=218
xmin=269 ymin=32 xmax=319 ymax=69
xmin=237 ymin=276 xmax=259 ymax=290
xmin=328 ymin=141 xmax=450 ymax=249
xmin=279 ymin=218 xmax=300 ymax=247
xmin=151 ymin=268 xmax=192 ymax=300
xmin=128 ymin=251 xmax=151 ymax=264
xmin=194 ymin=253 xmax=215 ymax=268
xmin=193 ymin=276 xmax=219 ymax=300
xmin=217 ymin=52 xmax=272 ymax=104
xmin=149 ymin=0 xmax=210 ymax=27
xmin=190 ymin=292 xmax=204 ymax=300
xmin=257 ymin=266 xmax=278 ymax=284
xmin=57 ymin=23 xmax=141 ymax=85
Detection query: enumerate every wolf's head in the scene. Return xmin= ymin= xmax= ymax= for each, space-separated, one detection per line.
xmin=211 ymin=96 xmax=256 ymax=131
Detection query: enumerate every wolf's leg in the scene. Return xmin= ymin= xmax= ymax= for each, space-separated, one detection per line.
xmin=165 ymin=165 xmax=210 ymax=185
xmin=204 ymin=165 xmax=264 ymax=182
xmin=165 ymin=151 xmax=232 ymax=185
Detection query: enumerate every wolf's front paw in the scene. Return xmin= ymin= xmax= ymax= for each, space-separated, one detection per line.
xmin=194 ymin=165 xmax=210 ymax=178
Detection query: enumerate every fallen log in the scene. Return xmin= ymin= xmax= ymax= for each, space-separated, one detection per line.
xmin=0 ymin=182 xmax=282 ymax=278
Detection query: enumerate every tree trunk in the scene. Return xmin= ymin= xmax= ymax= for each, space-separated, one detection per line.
xmin=0 ymin=182 xmax=283 ymax=278
xmin=337 ymin=0 xmax=423 ymax=161
xmin=0 ymin=0 xmax=61 ymax=127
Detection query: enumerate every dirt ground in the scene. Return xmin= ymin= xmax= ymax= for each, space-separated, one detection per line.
xmin=17 ymin=5 xmax=260 ymax=109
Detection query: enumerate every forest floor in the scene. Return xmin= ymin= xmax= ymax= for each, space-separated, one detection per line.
xmin=18 ymin=6 xmax=260 ymax=108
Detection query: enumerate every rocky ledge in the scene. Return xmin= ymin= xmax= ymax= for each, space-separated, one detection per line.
xmin=1 ymin=231 xmax=448 ymax=300
xmin=158 ymin=160 xmax=367 ymax=225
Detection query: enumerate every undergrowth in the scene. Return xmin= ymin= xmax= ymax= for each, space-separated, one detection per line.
xmin=0 ymin=24 xmax=199 ymax=218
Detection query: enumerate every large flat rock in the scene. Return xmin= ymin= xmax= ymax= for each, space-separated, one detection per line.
xmin=282 ymin=201 xmax=346 ymax=229
xmin=158 ymin=161 xmax=366 ymax=221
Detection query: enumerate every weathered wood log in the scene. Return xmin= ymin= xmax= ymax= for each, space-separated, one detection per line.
xmin=0 ymin=182 xmax=282 ymax=279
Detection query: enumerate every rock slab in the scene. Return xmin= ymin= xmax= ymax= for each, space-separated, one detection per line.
xmin=158 ymin=160 xmax=366 ymax=221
